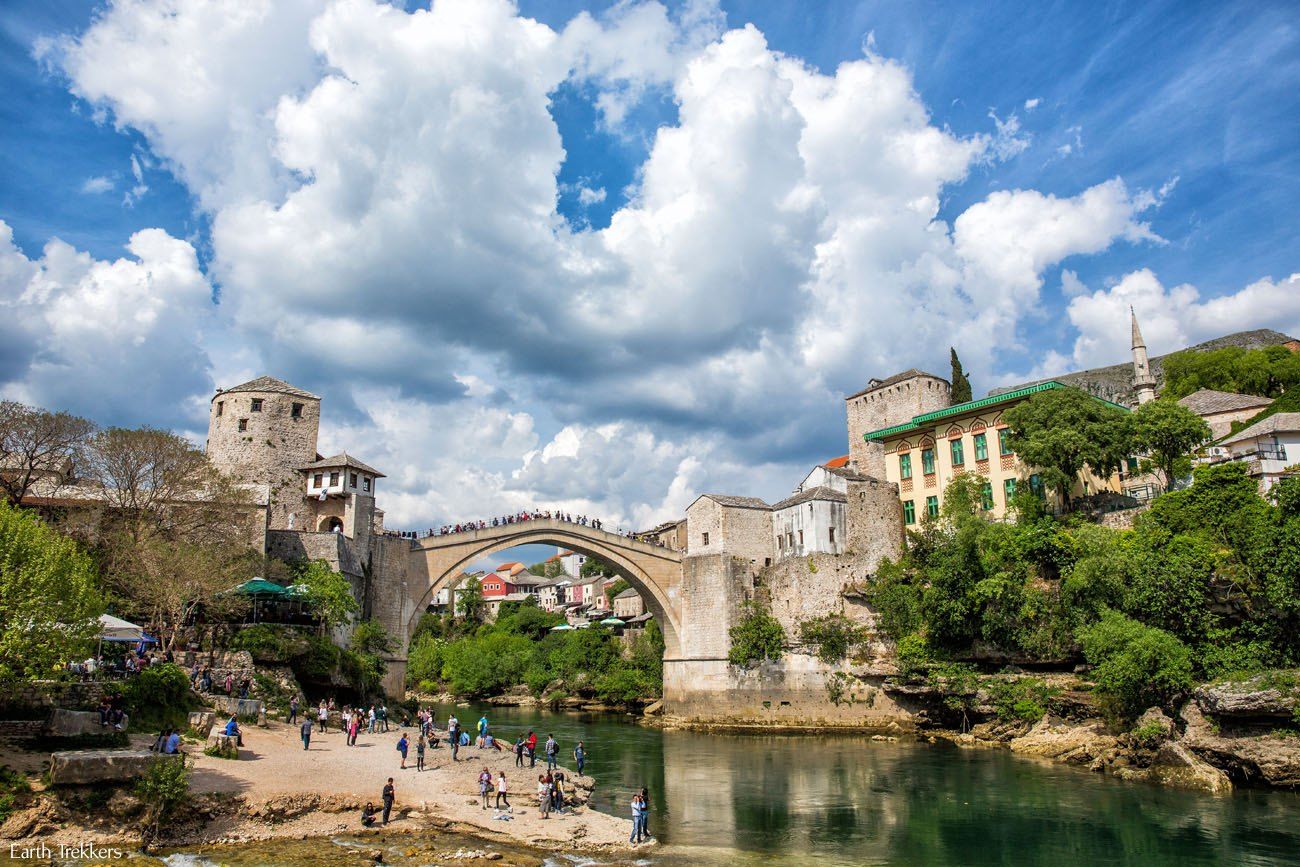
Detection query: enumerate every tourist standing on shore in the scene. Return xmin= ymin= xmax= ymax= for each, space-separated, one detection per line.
xmin=496 ymin=771 xmax=510 ymax=809
xmin=415 ymin=734 xmax=426 ymax=771
xmin=639 ymin=787 xmax=651 ymax=841
xmin=545 ymin=734 xmax=558 ymax=770
xmin=379 ymin=703 xmax=389 ymax=732
xmin=300 ymin=717 xmax=312 ymax=750
xmin=478 ymin=767 xmax=492 ymax=809
xmin=449 ymin=715 xmax=460 ymax=761
xmin=382 ymin=778 xmax=395 ymax=824
xmin=288 ymin=696 xmax=299 ymax=725
xmin=537 ymin=774 xmax=552 ymax=819
xmin=368 ymin=705 xmax=377 ymax=734
xmin=573 ymin=741 xmax=585 ymax=776
xmin=629 ymin=792 xmax=644 ymax=843
xmin=514 ymin=736 xmax=525 ymax=767
xmin=397 ymin=733 xmax=409 ymax=769
xmin=526 ymin=731 xmax=537 ymax=767
xmin=349 ymin=713 xmax=360 ymax=746
xmin=318 ymin=701 xmax=328 ymax=732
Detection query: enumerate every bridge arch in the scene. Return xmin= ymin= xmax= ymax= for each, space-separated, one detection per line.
xmin=407 ymin=520 xmax=683 ymax=660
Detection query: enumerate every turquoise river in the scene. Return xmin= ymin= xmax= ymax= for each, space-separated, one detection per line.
xmin=161 ymin=701 xmax=1300 ymax=867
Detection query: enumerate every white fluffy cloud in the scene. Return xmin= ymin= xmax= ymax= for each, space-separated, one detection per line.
xmin=1062 ymin=268 xmax=1300 ymax=369
xmin=6 ymin=0 xmax=1214 ymax=528
xmin=0 ymin=220 xmax=214 ymax=426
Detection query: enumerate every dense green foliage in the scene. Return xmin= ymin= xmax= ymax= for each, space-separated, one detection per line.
xmin=949 ymin=348 xmax=973 ymax=404
xmin=0 ymin=765 xmax=30 ymax=823
xmin=454 ymin=576 xmax=485 ymax=623
xmin=1003 ymin=388 xmax=1130 ymax=506
xmin=406 ymin=598 xmax=663 ymax=705
xmin=1129 ymin=400 xmax=1211 ymax=490
xmin=1161 ymin=345 xmax=1300 ymax=401
xmin=0 ymin=499 xmax=102 ymax=686
xmin=1079 ymin=611 xmax=1194 ymax=720
xmin=864 ymin=465 xmax=1300 ymax=719
xmin=727 ymin=600 xmax=786 ymax=667
xmin=117 ymin=662 xmax=194 ymax=729
xmin=290 ymin=559 xmax=358 ymax=627
xmin=798 ymin=614 xmax=869 ymax=663
xmin=229 ymin=623 xmax=392 ymax=699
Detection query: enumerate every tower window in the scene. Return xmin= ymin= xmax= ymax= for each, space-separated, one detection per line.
xmin=329 ymin=471 xmax=339 ymax=486
xmin=828 ymin=527 xmax=835 ymax=544
xmin=350 ymin=472 xmax=358 ymax=488
xmin=238 ymin=418 xmax=248 ymax=432
xmin=216 ymin=401 xmax=224 ymax=416
xmin=702 ymin=532 xmax=710 ymax=546
xmin=251 ymin=398 xmax=263 ymax=412
xmin=291 ymin=402 xmax=304 ymax=418
xmin=313 ymin=473 xmax=323 ymax=488
xmin=798 ymin=530 xmax=804 ymax=546
xmin=363 ymin=476 xmax=371 ymax=492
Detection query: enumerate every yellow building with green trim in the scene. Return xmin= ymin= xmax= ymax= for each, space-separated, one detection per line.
xmin=861 ymin=380 xmax=1131 ymax=523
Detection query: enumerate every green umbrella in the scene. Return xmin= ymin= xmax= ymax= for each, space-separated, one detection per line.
xmin=550 ymin=624 xmax=574 ymax=631
xmin=599 ymin=617 xmax=625 ymax=626
xmin=231 ymin=578 xmax=291 ymax=598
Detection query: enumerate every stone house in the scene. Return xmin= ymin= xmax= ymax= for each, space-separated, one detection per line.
xmin=612 ymin=588 xmax=644 ymax=619
xmin=1202 ymin=413 xmax=1300 ymax=492
xmin=1178 ymin=389 xmax=1273 ymax=440
xmin=684 ymin=494 xmax=773 ymax=568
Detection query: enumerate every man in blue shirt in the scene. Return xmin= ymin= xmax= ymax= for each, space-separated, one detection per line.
xmin=224 ymin=716 xmax=243 ymax=747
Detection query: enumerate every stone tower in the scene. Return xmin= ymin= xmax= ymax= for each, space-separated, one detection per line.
xmin=1130 ymin=307 xmax=1157 ymax=405
xmin=206 ymin=376 xmax=321 ymax=529
xmin=845 ymin=370 xmax=951 ymax=478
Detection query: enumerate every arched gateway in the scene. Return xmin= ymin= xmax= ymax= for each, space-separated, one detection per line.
xmin=407 ymin=518 xmax=684 ymax=659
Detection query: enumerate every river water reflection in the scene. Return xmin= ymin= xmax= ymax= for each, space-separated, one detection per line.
xmin=418 ymin=702 xmax=1299 ymax=866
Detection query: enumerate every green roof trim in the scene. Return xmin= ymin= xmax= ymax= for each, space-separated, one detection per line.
xmin=863 ymin=381 xmax=1130 ymax=442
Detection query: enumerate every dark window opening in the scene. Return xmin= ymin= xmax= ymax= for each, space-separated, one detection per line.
xmin=291 ymin=402 xmax=304 ymax=418
xmin=238 ymin=418 xmax=248 ymax=432
xmin=251 ymin=398 xmax=263 ymax=412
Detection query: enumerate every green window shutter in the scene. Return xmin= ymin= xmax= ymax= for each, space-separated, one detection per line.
xmin=926 ymin=495 xmax=939 ymax=518
xmin=950 ymin=439 xmax=964 ymax=466
xmin=899 ymin=453 xmax=912 ymax=479
xmin=981 ymin=482 xmax=994 ymax=511
xmin=973 ymin=432 xmax=988 ymax=461
xmin=1029 ymin=474 xmax=1044 ymax=499
xmin=998 ymin=428 xmax=1013 ymax=456
xmin=921 ymin=448 xmax=935 ymax=474
xmin=1003 ymin=478 xmax=1017 ymax=500
xmin=903 ymin=500 xmax=916 ymax=524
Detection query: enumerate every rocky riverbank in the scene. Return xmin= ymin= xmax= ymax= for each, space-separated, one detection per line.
xmin=0 ymin=718 xmax=647 ymax=859
xmin=660 ymin=669 xmax=1300 ymax=794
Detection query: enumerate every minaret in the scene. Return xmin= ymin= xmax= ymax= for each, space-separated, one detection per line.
xmin=1130 ymin=307 xmax=1157 ymax=405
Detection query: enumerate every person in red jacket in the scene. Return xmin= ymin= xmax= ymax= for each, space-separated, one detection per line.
xmin=525 ymin=731 xmax=538 ymax=768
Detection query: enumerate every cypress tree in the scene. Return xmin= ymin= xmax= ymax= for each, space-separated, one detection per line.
xmin=949 ymin=348 xmax=973 ymax=404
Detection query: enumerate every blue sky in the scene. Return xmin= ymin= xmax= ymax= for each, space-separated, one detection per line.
xmin=1 ymin=0 xmax=1298 ymax=534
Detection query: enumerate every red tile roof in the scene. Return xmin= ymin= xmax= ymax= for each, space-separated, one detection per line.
xmin=824 ymin=455 xmax=851 ymax=469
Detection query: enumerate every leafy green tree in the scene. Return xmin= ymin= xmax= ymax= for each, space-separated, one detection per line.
xmin=440 ymin=632 xmax=536 ymax=696
xmin=406 ymin=633 xmax=448 ymax=687
xmin=528 ymin=558 xmax=565 ymax=579
xmin=1003 ymin=387 xmax=1131 ymax=509
xmin=292 ymin=559 xmax=358 ymax=628
xmin=1161 ymin=345 xmax=1300 ymax=400
xmin=594 ymin=664 xmax=654 ymax=705
xmin=727 ymin=600 xmax=785 ymax=666
xmin=580 ymin=556 xmax=612 ymax=579
xmin=1079 ymin=610 xmax=1193 ymax=721
xmin=454 ymin=575 xmax=485 ymax=623
xmin=1130 ymin=400 xmax=1211 ymax=491
xmin=798 ymin=614 xmax=867 ymax=663
xmin=949 ymin=348 xmax=973 ymax=404
xmin=606 ymin=578 xmax=631 ymax=599
xmin=0 ymin=499 xmax=102 ymax=686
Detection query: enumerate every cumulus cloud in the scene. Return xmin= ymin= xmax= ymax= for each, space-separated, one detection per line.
xmin=1061 ymin=269 xmax=1300 ymax=369
xmin=11 ymin=0 xmax=1199 ymax=527
xmin=0 ymin=220 xmax=214 ymax=427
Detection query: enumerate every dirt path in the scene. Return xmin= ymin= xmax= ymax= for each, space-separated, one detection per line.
xmin=188 ymin=719 xmax=640 ymax=852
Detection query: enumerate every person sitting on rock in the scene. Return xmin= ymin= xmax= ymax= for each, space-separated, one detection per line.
xmin=224 ymin=715 xmax=243 ymax=747
xmin=361 ymin=802 xmax=378 ymax=827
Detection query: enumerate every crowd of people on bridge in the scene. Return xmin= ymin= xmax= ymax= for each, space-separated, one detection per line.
xmin=384 ymin=509 xmax=674 ymax=550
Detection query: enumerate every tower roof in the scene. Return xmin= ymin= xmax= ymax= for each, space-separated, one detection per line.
xmin=1130 ymin=307 xmax=1147 ymax=350
xmin=216 ymin=376 xmax=320 ymax=401
xmin=298 ymin=452 xmax=385 ymax=477
xmin=846 ymin=369 xmax=948 ymax=401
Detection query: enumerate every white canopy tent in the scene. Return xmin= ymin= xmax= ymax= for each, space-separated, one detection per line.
xmin=98 ymin=613 xmax=146 ymax=643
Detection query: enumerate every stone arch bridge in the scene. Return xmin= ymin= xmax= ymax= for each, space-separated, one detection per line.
xmin=404 ymin=518 xmax=685 ymax=658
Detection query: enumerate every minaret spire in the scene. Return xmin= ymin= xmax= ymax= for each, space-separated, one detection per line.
xmin=1130 ymin=306 xmax=1157 ymax=404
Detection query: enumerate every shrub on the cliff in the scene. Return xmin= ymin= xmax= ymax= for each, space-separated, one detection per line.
xmin=987 ymin=677 xmax=1056 ymax=723
xmin=595 ymin=664 xmax=654 ymax=705
xmin=727 ymin=600 xmax=785 ymax=667
xmin=798 ymin=614 xmax=867 ymax=663
xmin=136 ymin=756 xmax=189 ymax=849
xmin=441 ymin=632 xmax=536 ymax=697
xmin=1080 ymin=611 xmax=1193 ymax=721
xmin=120 ymin=663 xmax=193 ymax=729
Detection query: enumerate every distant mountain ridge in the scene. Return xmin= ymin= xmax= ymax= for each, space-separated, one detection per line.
xmin=991 ymin=329 xmax=1299 ymax=407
